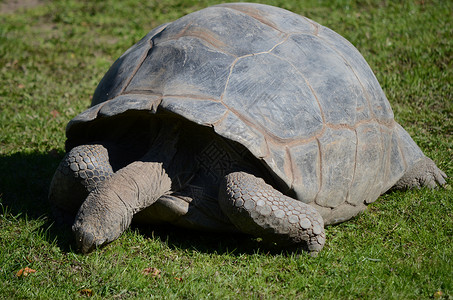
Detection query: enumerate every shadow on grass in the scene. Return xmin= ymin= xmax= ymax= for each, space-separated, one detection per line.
xmin=0 ymin=150 xmax=75 ymax=251
xmin=131 ymin=223 xmax=305 ymax=257
xmin=0 ymin=150 xmax=61 ymax=218
xmin=0 ymin=151 xmax=301 ymax=257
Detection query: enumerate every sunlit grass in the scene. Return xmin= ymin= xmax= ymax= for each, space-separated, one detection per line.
xmin=0 ymin=0 xmax=451 ymax=298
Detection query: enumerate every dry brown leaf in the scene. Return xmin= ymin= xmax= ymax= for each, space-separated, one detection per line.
xmin=50 ymin=109 xmax=60 ymax=118
xmin=16 ymin=267 xmax=36 ymax=277
xmin=78 ymin=289 xmax=93 ymax=297
xmin=433 ymin=291 xmax=443 ymax=298
xmin=174 ymin=277 xmax=183 ymax=282
xmin=142 ymin=267 xmax=161 ymax=278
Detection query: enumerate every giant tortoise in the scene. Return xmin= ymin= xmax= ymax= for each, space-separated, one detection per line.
xmin=49 ymin=3 xmax=447 ymax=254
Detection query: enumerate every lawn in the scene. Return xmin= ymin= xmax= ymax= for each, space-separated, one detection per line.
xmin=0 ymin=0 xmax=451 ymax=298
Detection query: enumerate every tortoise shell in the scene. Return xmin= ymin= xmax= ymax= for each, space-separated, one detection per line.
xmin=66 ymin=3 xmax=417 ymax=224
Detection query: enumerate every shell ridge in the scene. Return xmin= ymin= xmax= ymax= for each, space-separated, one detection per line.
xmin=313 ymin=138 xmax=323 ymax=204
xmin=219 ymin=101 xmax=281 ymax=144
xmin=65 ymin=101 xmax=106 ymax=134
xmin=302 ymin=17 xmax=321 ymax=36
xmin=218 ymin=30 xmax=290 ymax=108
xmin=381 ymin=125 xmax=392 ymax=191
xmin=383 ymin=127 xmax=394 ymax=190
xmin=157 ymin=33 xmax=237 ymax=58
xmin=285 ymin=146 xmax=296 ymax=191
xmin=372 ymin=125 xmax=386 ymax=197
xmin=369 ymin=124 xmax=389 ymax=198
xmin=219 ymin=57 xmax=239 ymax=103
xmin=211 ymin=110 xmax=230 ymax=128
xmin=345 ymin=128 xmax=359 ymax=205
xmin=123 ymin=90 xmax=220 ymax=102
xmin=265 ymin=120 xmax=394 ymax=148
xmin=268 ymin=52 xmax=326 ymax=125
xmin=394 ymin=125 xmax=409 ymax=173
xmin=219 ymin=51 xmax=322 ymax=145
xmin=357 ymin=123 xmax=385 ymax=203
xmin=119 ymin=24 xmax=168 ymax=96
xmin=217 ymin=4 xmax=283 ymax=34
xmin=316 ymin=27 xmax=378 ymax=123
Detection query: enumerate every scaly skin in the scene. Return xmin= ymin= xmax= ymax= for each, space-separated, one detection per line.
xmin=48 ymin=144 xmax=113 ymax=222
xmin=72 ymin=161 xmax=172 ymax=253
xmin=393 ymin=157 xmax=447 ymax=190
xmin=219 ymin=172 xmax=326 ymax=254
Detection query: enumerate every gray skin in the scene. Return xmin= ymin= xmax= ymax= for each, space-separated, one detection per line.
xmin=49 ymin=3 xmax=447 ymax=254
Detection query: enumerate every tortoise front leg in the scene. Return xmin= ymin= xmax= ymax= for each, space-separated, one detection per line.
xmin=72 ymin=161 xmax=172 ymax=253
xmin=49 ymin=144 xmax=114 ymax=223
xmin=219 ymin=172 xmax=326 ymax=254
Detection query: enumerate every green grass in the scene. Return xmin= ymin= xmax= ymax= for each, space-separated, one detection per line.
xmin=0 ymin=0 xmax=451 ymax=298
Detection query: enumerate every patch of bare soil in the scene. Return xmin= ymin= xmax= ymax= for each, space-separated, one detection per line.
xmin=0 ymin=0 xmax=43 ymax=14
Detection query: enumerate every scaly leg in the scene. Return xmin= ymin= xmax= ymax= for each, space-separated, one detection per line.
xmin=393 ymin=157 xmax=447 ymax=190
xmin=72 ymin=161 xmax=172 ymax=253
xmin=48 ymin=144 xmax=113 ymax=223
xmin=219 ymin=172 xmax=325 ymax=254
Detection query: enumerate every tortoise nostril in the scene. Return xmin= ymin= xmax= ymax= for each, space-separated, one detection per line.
xmin=73 ymin=227 xmax=97 ymax=254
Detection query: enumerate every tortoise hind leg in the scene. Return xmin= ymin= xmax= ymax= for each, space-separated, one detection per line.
xmin=48 ymin=144 xmax=114 ymax=223
xmin=392 ymin=124 xmax=447 ymax=190
xmin=218 ymin=172 xmax=326 ymax=254
xmin=393 ymin=157 xmax=447 ymax=190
